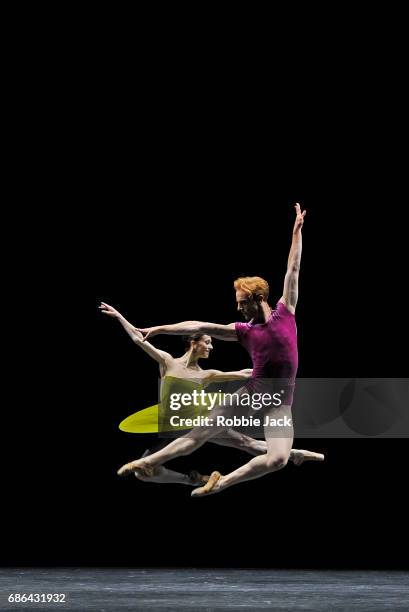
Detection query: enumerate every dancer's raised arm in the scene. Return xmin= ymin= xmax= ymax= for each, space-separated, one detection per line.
xmin=136 ymin=321 xmax=238 ymax=342
xmin=99 ymin=302 xmax=172 ymax=366
xmin=279 ymin=203 xmax=306 ymax=314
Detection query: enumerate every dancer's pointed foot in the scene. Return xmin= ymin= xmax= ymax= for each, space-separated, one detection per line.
xmin=191 ymin=471 xmax=222 ymax=497
xmin=188 ymin=470 xmax=210 ymax=487
xmin=133 ymin=449 xmax=160 ymax=481
xmin=292 ymin=450 xmax=325 ymax=466
xmin=117 ymin=459 xmax=155 ymax=477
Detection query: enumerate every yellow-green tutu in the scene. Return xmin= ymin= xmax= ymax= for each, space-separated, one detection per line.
xmin=119 ymin=376 xmax=212 ymax=433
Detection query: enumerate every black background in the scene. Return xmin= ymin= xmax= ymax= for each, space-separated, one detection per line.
xmin=6 ymin=90 xmax=408 ymax=570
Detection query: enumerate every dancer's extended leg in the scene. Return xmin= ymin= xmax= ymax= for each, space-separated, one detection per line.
xmin=192 ymin=404 xmax=294 ymax=497
xmin=210 ymin=429 xmax=324 ymax=465
xmin=134 ymin=450 xmax=209 ymax=486
xmin=118 ymin=424 xmax=222 ymax=477
xmin=117 ymin=397 xmax=239 ymax=477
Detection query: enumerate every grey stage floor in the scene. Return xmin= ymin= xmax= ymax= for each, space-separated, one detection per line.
xmin=1 ymin=568 xmax=409 ymax=611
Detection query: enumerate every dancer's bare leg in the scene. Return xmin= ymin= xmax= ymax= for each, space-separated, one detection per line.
xmin=133 ymin=431 xmax=323 ymax=485
xmin=118 ymin=396 xmax=323 ymax=477
xmin=134 ymin=450 xmax=208 ymax=486
xmin=118 ymin=424 xmax=222 ymax=476
xmin=210 ymin=429 xmax=324 ymax=465
xmin=192 ymin=404 xmax=295 ymax=496
xmin=117 ymin=398 xmax=238 ymax=476
xmin=209 ymin=429 xmax=266 ymax=456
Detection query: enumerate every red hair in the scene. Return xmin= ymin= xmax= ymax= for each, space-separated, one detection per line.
xmin=234 ymin=276 xmax=269 ymax=300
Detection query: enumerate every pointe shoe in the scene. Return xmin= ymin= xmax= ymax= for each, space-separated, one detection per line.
xmin=117 ymin=460 xmax=155 ymax=477
xmin=191 ymin=471 xmax=222 ymax=497
xmin=292 ymin=450 xmax=325 ymax=466
xmin=188 ymin=470 xmax=210 ymax=487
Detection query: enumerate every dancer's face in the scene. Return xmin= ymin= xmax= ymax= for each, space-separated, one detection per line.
xmin=236 ymin=290 xmax=259 ymax=321
xmin=192 ymin=335 xmax=213 ymax=359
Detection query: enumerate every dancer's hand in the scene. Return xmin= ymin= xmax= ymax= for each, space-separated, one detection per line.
xmin=293 ymin=202 xmax=306 ymax=234
xmin=99 ymin=302 xmax=122 ymax=319
xmin=135 ymin=326 xmax=162 ymax=341
xmin=99 ymin=303 xmax=152 ymax=347
xmin=131 ymin=328 xmax=144 ymax=342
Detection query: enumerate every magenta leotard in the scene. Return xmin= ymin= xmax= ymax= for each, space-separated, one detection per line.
xmin=235 ymin=300 xmax=298 ymax=405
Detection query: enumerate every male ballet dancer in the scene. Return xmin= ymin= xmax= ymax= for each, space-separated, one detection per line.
xmin=118 ymin=203 xmax=317 ymax=496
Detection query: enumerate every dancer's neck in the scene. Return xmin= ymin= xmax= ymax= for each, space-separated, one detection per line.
xmin=181 ymin=351 xmax=200 ymax=369
xmin=253 ymin=301 xmax=272 ymax=324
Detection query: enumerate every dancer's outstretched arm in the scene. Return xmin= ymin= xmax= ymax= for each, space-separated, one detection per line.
xmin=136 ymin=321 xmax=238 ymax=342
xmin=279 ymin=202 xmax=306 ymax=314
xmin=99 ymin=302 xmax=172 ymax=369
xmin=202 ymin=369 xmax=253 ymax=384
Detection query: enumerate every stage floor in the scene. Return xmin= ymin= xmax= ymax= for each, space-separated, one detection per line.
xmin=1 ymin=568 xmax=408 ymax=611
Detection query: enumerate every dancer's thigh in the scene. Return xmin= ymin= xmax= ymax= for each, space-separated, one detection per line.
xmin=263 ymin=403 xmax=294 ymax=457
xmin=184 ymin=385 xmax=249 ymax=441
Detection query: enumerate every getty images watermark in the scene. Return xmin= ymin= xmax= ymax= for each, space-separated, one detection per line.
xmin=168 ymin=388 xmax=291 ymax=428
xmin=154 ymin=378 xmax=409 ymax=438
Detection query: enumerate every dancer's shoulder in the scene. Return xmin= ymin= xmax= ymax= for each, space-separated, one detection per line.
xmin=277 ymin=297 xmax=296 ymax=316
